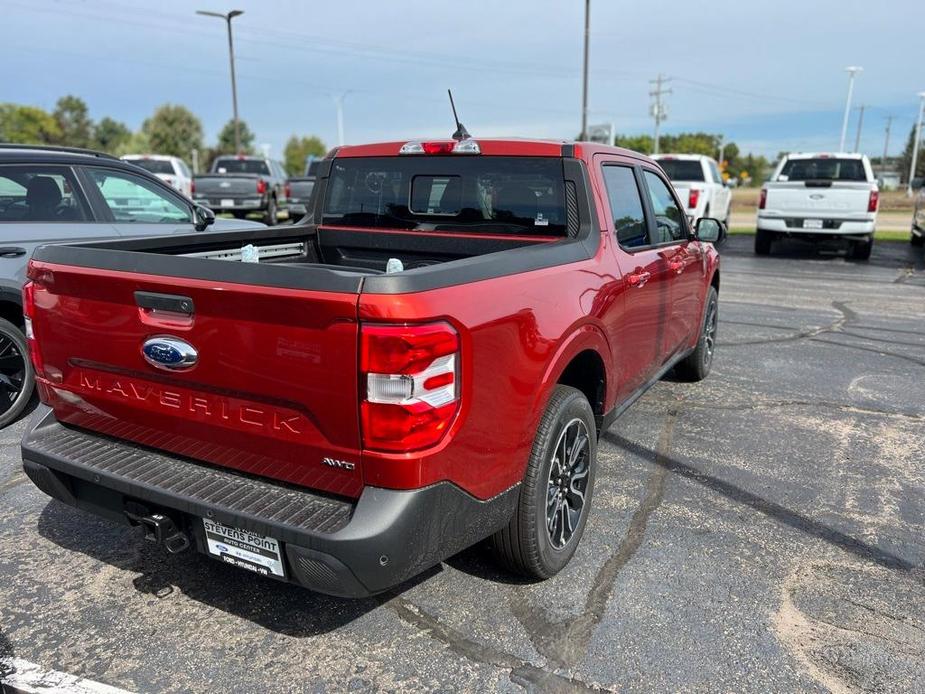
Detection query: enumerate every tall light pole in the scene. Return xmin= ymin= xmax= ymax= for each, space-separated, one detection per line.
xmin=853 ymin=104 xmax=865 ymax=153
xmin=579 ymin=0 xmax=590 ymax=141
xmin=839 ymin=66 xmax=862 ymax=152
xmin=333 ymin=92 xmax=350 ymax=146
xmin=197 ymin=9 xmax=244 ymax=154
xmin=881 ymin=115 xmax=894 ymax=167
xmin=909 ymin=92 xmax=925 ymax=196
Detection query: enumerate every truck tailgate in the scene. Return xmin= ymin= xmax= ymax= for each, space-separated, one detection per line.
xmin=765 ymin=182 xmax=873 ymax=218
xmin=28 ymin=262 xmax=364 ymax=498
xmin=194 ymin=175 xmax=259 ymax=197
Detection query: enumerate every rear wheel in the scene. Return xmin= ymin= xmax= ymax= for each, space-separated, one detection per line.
xmin=675 ymin=286 xmax=718 ymax=382
xmin=755 ymin=228 xmax=773 ymax=255
xmin=263 ymin=197 xmax=278 ymax=226
xmin=848 ymin=238 xmax=873 ymax=261
xmin=0 ymin=318 xmax=34 ymax=428
xmin=491 ymin=385 xmax=597 ymax=579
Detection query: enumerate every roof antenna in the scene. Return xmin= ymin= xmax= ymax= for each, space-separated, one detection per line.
xmin=448 ymin=89 xmax=470 ymax=141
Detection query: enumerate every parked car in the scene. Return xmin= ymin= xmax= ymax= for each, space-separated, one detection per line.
xmin=192 ymin=155 xmax=289 ymax=226
xmin=286 ymin=159 xmax=321 ymax=223
xmin=121 ymin=154 xmax=194 ymax=198
xmin=652 ymin=154 xmax=732 ymax=225
xmin=21 ymin=137 xmax=723 ymax=596
xmin=0 ymin=144 xmax=265 ymax=428
xmin=756 ymin=152 xmax=879 ymax=259
xmin=911 ymin=178 xmax=924 ymax=247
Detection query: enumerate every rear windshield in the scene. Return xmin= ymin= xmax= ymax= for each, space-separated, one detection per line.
xmin=128 ymin=159 xmax=174 ymax=175
xmin=779 ymin=158 xmax=867 ymax=182
xmin=656 ymin=160 xmax=705 ymax=182
xmin=213 ymin=159 xmax=270 ymax=175
xmin=322 ymin=156 xmax=567 ymax=235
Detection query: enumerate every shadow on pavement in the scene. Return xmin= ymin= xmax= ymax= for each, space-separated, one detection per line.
xmin=35 ymin=500 xmax=435 ymax=637
xmin=602 ymin=430 xmax=923 ymax=579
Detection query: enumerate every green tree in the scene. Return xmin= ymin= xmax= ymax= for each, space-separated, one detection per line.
xmin=283 ymin=135 xmax=327 ymax=175
xmin=614 ymin=134 xmax=654 ymax=154
xmin=215 ymin=119 xmax=255 ymax=156
xmin=141 ymin=104 xmax=204 ymax=159
xmin=94 ymin=116 xmax=131 ymax=154
xmin=113 ymin=130 xmax=151 ymax=157
xmin=53 ymin=95 xmax=94 ymax=148
xmin=0 ymin=103 xmax=62 ymax=143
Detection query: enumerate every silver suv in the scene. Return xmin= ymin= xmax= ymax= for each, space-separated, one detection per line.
xmin=0 ymin=144 xmax=264 ymax=427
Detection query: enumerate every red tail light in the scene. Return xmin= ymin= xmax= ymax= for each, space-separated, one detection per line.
xmin=22 ymin=280 xmax=44 ymax=378
xmin=868 ymin=189 xmax=879 ymax=213
xmin=360 ymin=322 xmax=460 ymax=452
xmin=257 ymin=179 xmax=268 ymax=195
xmin=688 ymin=188 xmax=700 ymax=209
xmin=190 ymin=179 xmax=196 ymax=194
xmin=284 ymin=182 xmax=291 ymax=198
xmin=759 ymin=188 xmax=768 ymax=209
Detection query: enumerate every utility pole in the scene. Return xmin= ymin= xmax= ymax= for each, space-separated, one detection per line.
xmin=649 ymin=74 xmax=672 ymax=155
xmin=839 ymin=66 xmax=862 ymax=152
xmin=197 ymin=10 xmax=244 ymax=154
xmin=853 ymin=104 xmax=865 ymax=153
xmin=334 ymin=93 xmax=349 ymax=146
xmin=881 ymin=115 xmax=893 ymax=167
xmin=579 ymin=0 xmax=590 ymax=140
xmin=717 ymin=135 xmax=725 ymax=166
xmin=909 ymin=92 xmax=925 ymax=196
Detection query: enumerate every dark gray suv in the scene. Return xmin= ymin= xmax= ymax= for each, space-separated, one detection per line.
xmin=0 ymin=144 xmax=265 ymax=427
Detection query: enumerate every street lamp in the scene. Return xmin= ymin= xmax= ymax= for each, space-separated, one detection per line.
xmin=197 ymin=9 xmax=244 ymax=154
xmin=839 ymin=66 xmax=862 ymax=152
xmin=909 ymin=92 xmax=925 ymax=196
xmin=579 ymin=0 xmax=590 ymax=141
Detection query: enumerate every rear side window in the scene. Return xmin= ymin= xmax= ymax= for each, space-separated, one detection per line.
xmin=779 ymin=158 xmax=867 ymax=182
xmin=657 ymin=159 xmax=705 ymax=182
xmin=601 ymin=166 xmax=648 ymax=248
xmin=0 ymin=165 xmax=89 ymax=223
xmin=323 ymin=156 xmax=567 ymax=235
xmin=213 ymin=159 xmax=270 ymax=175
xmin=643 ymin=171 xmax=686 ymax=244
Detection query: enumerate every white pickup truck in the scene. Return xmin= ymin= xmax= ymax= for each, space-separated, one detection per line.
xmin=756 ymin=152 xmax=879 ymax=260
xmin=652 ymin=154 xmax=731 ymax=225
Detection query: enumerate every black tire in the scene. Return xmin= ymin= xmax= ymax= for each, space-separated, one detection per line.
xmin=263 ymin=197 xmax=277 ymax=226
xmin=675 ymin=286 xmax=718 ymax=382
xmin=491 ymin=385 xmax=597 ymax=579
xmin=848 ymin=238 xmax=873 ymax=261
xmin=0 ymin=317 xmax=34 ymax=428
xmin=754 ymin=228 xmax=772 ymax=255
xmin=911 ymin=231 xmax=924 ymax=247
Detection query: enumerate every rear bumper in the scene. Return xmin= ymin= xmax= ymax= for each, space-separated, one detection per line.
xmin=757 ymin=214 xmax=875 ymax=236
xmin=21 ymin=406 xmax=519 ymax=597
xmin=193 ymin=196 xmax=267 ymax=212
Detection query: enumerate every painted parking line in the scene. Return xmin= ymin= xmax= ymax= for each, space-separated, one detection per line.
xmin=0 ymin=658 xmax=133 ymax=694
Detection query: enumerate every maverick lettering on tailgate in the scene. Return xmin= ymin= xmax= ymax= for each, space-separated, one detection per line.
xmin=74 ymin=369 xmax=303 ymax=439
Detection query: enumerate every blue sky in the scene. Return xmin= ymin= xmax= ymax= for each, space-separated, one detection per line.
xmin=2 ymin=0 xmax=923 ymax=160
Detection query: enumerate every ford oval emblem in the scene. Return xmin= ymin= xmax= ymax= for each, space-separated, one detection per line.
xmin=142 ymin=336 xmax=198 ymax=371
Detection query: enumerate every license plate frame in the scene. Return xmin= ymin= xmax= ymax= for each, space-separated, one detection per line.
xmin=220 ymin=198 xmax=235 ymax=208
xmin=202 ymin=518 xmax=286 ymax=578
xmin=803 ymin=218 xmax=824 ymax=229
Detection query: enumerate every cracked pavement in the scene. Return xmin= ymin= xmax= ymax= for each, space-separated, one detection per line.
xmin=1 ymin=235 xmax=923 ymax=692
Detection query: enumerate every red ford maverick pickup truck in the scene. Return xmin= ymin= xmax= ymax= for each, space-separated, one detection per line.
xmin=21 ymin=138 xmax=722 ymax=597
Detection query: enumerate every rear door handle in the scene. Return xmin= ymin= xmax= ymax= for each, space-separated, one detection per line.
xmin=627 ymin=270 xmax=651 ymax=287
xmin=0 ymin=247 xmax=26 ymax=258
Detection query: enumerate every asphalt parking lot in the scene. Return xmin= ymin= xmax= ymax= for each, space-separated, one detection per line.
xmin=1 ymin=235 xmax=923 ymax=693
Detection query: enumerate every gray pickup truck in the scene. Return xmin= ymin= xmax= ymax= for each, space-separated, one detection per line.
xmin=286 ymin=159 xmax=321 ymax=223
xmin=192 ymin=155 xmax=289 ymax=226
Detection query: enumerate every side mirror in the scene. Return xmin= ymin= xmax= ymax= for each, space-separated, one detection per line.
xmin=695 ymin=217 xmax=726 ymax=244
xmin=193 ymin=204 xmax=215 ymax=231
